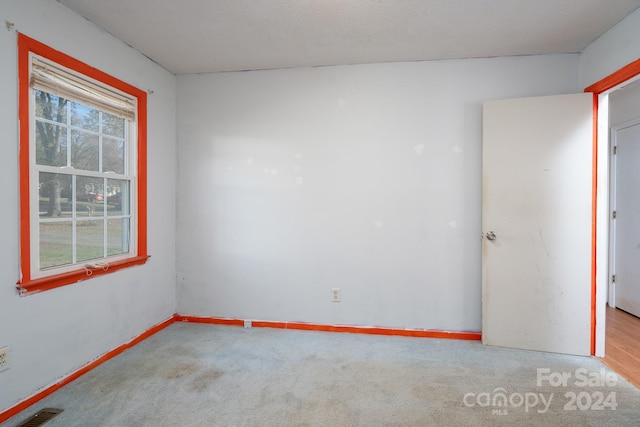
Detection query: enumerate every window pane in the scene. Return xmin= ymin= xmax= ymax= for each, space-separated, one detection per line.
xmin=39 ymin=221 xmax=72 ymax=269
xmin=70 ymin=102 xmax=99 ymax=132
xmin=26 ymin=49 xmax=142 ymax=284
xmin=108 ymin=218 xmax=130 ymax=256
xmin=103 ymin=137 xmax=125 ymax=174
xmin=71 ymin=129 xmax=99 ymax=171
xmin=76 ymin=176 xmax=105 ymax=217
xmin=103 ymin=112 xmax=125 ymax=138
xmin=35 ymin=121 xmax=67 ymax=166
xmin=107 ymin=179 xmax=129 ymax=216
xmin=77 ymin=219 xmax=105 ymax=262
xmin=39 ymin=173 xmax=72 ymax=218
xmin=35 ymin=90 xmax=67 ymax=123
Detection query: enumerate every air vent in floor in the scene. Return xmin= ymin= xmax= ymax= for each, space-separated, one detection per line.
xmin=16 ymin=408 xmax=63 ymax=427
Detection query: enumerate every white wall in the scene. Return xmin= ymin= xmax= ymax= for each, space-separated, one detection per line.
xmin=176 ymin=54 xmax=580 ymax=331
xmin=580 ymin=7 xmax=640 ymax=89
xmin=610 ymin=82 xmax=640 ymax=127
xmin=0 ymin=1 xmax=177 ymax=412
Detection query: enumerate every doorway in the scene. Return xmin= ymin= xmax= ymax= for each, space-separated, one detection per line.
xmin=585 ymin=58 xmax=640 ymax=357
xmin=609 ymin=81 xmax=640 ymax=318
xmin=601 ymin=77 xmax=640 ymax=386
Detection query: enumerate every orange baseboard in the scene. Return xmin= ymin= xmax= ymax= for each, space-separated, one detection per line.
xmin=175 ymin=315 xmax=244 ymax=327
xmin=0 ymin=315 xmax=175 ymax=424
xmin=2 ymin=314 xmax=480 ymax=423
xmin=175 ymin=315 xmax=482 ymax=341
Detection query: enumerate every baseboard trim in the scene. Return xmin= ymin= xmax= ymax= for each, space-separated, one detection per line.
xmin=175 ymin=315 xmax=482 ymax=341
xmin=0 ymin=315 xmax=176 ymax=424
xmin=175 ymin=315 xmax=244 ymax=327
xmin=2 ymin=314 xmax=481 ymax=423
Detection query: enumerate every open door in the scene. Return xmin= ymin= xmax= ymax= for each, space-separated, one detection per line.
xmin=482 ymin=93 xmax=593 ymax=356
xmin=610 ymin=120 xmax=640 ymax=318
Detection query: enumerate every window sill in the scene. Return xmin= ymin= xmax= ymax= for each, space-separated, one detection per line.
xmin=16 ymin=255 xmax=150 ymax=296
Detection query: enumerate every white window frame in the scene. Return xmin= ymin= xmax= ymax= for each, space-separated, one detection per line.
xmin=29 ymin=54 xmax=139 ymax=279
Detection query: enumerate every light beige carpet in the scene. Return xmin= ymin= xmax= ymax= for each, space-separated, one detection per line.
xmin=3 ymin=322 xmax=640 ymax=426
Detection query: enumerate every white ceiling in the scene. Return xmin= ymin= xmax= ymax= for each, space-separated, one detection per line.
xmin=58 ymin=0 xmax=640 ymax=75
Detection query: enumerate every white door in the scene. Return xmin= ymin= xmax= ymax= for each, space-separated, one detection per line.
xmin=611 ymin=120 xmax=640 ymax=318
xmin=482 ymin=93 xmax=593 ymax=356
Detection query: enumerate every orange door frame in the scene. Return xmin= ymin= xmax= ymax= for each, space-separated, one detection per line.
xmin=585 ymin=58 xmax=640 ymax=355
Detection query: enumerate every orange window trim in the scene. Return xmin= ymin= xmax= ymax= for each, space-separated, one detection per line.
xmin=16 ymin=33 xmax=149 ymax=295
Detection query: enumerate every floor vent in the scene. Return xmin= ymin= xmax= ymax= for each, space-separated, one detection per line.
xmin=16 ymin=408 xmax=63 ymax=427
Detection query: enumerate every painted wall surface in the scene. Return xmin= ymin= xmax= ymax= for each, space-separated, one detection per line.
xmin=610 ymin=82 xmax=640 ymax=127
xmin=0 ymin=1 xmax=177 ymax=412
xmin=176 ymin=54 xmax=580 ymax=331
xmin=579 ymin=7 xmax=640 ymax=88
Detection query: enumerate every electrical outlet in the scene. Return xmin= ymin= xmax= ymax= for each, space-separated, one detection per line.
xmin=331 ymin=288 xmax=341 ymax=302
xmin=0 ymin=346 xmax=10 ymax=372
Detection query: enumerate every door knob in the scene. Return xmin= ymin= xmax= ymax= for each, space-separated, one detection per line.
xmin=486 ymin=231 xmax=497 ymax=241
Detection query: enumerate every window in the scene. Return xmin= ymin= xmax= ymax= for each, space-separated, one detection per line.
xmin=17 ymin=34 xmax=148 ymax=295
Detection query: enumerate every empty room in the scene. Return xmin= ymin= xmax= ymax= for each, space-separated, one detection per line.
xmin=2 ymin=0 xmax=640 ymax=425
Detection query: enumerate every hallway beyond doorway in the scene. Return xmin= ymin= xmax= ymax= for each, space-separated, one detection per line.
xmin=602 ymin=305 xmax=640 ymax=388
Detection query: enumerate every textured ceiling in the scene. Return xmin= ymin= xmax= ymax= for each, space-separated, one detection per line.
xmin=58 ymin=0 xmax=640 ymax=75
